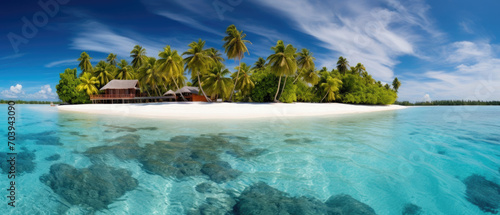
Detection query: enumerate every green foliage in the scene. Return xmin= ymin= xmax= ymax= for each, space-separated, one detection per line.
xmin=333 ymin=73 xmax=397 ymax=105
xmin=0 ymin=100 xmax=61 ymax=104
xmin=56 ymin=68 xmax=89 ymax=104
xmin=250 ymin=68 xmax=279 ymax=102
xmin=395 ymin=100 xmax=500 ymax=106
xmin=278 ymin=78 xmax=297 ymax=103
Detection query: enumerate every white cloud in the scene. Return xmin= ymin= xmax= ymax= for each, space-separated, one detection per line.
xmin=446 ymin=41 xmax=492 ymax=63
xmin=156 ymin=12 xmax=225 ymax=37
xmin=398 ymin=41 xmax=500 ymax=101
xmin=423 ymin=94 xmax=431 ymax=102
xmin=26 ymin=85 xmax=57 ymax=100
xmin=1 ymin=84 xmax=24 ymax=98
xmin=45 ymin=59 xmax=77 ymax=68
xmin=0 ymin=84 xmax=58 ymax=100
xmin=253 ymin=0 xmax=440 ymax=82
xmin=70 ymin=21 xmax=167 ymax=59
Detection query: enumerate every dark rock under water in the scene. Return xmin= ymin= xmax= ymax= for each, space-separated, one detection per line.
xmin=45 ymin=154 xmax=61 ymax=161
xmin=0 ymin=149 xmax=36 ymax=174
xmin=233 ymin=182 xmax=376 ymax=215
xmin=402 ymin=203 xmax=422 ymax=215
xmin=464 ymin=174 xmax=500 ymax=214
xmin=84 ymin=133 xmax=262 ymax=183
xmin=40 ymin=163 xmax=138 ymax=211
xmin=18 ymin=130 xmax=62 ymax=145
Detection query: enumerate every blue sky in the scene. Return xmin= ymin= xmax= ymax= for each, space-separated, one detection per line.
xmin=1 ymin=0 xmax=500 ymax=101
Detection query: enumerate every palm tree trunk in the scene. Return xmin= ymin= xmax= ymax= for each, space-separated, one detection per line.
xmin=293 ymin=75 xmax=300 ymax=84
xmin=197 ymin=72 xmax=212 ymax=102
xmin=228 ymin=59 xmax=241 ymax=102
xmin=171 ymin=77 xmax=187 ymax=101
xmin=274 ymin=76 xmax=282 ymax=102
xmin=321 ymin=91 xmax=329 ymax=103
xmin=278 ymin=75 xmax=288 ymax=100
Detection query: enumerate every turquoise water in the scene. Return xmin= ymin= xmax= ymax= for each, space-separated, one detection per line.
xmin=0 ymin=104 xmax=499 ymax=214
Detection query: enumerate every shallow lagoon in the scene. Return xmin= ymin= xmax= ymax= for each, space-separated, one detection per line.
xmin=1 ymin=105 xmax=499 ymax=214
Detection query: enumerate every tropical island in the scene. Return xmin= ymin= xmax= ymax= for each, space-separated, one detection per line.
xmin=56 ymin=25 xmax=401 ymax=105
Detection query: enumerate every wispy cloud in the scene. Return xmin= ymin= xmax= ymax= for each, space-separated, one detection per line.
xmin=45 ymin=59 xmax=77 ymax=68
xmin=156 ymin=12 xmax=225 ymax=37
xmin=70 ymin=21 xmax=167 ymax=58
xmin=253 ymin=0 xmax=441 ymax=82
xmin=0 ymin=53 xmax=25 ymax=60
xmin=399 ymin=41 xmax=500 ymax=101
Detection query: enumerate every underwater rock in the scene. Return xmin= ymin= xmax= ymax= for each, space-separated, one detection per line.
xmin=45 ymin=154 xmax=61 ymax=161
xmin=233 ymin=182 xmax=329 ymax=215
xmin=85 ymin=133 xmax=263 ymax=183
xmin=69 ymin=131 xmax=88 ymax=137
xmin=104 ymin=125 xmax=138 ymax=132
xmin=107 ymin=134 xmax=141 ymax=144
xmin=139 ymin=127 xmax=158 ymax=131
xmin=402 ymin=203 xmax=422 ymax=215
xmin=40 ymin=163 xmax=138 ymax=211
xmin=464 ymin=174 xmax=500 ymax=214
xmin=325 ymin=194 xmax=377 ymax=215
xmin=196 ymin=182 xmax=217 ymax=193
xmin=201 ymin=161 xmax=242 ymax=183
xmin=18 ymin=130 xmax=62 ymax=145
xmin=189 ymin=197 xmax=236 ymax=215
xmin=0 ymin=150 xmax=36 ymax=174
xmin=36 ymin=136 xmax=62 ymax=145
xmin=284 ymin=138 xmax=314 ymax=144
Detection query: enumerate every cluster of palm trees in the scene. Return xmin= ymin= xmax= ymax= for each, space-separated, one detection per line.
xmin=75 ymin=24 xmax=252 ymax=102
xmin=71 ymin=24 xmax=400 ymax=103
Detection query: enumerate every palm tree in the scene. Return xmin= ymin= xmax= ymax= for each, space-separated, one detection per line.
xmin=106 ymin=53 xmax=118 ymax=66
xmin=253 ymin=57 xmax=266 ymax=71
xmin=137 ymin=57 xmax=163 ymax=96
xmin=300 ymin=68 xmax=320 ymax=85
xmin=337 ymin=56 xmax=350 ymax=75
xmin=207 ymin=47 xmax=225 ymax=66
xmin=392 ymin=77 xmax=401 ymax=92
xmin=183 ymin=39 xmax=212 ymax=102
xmin=294 ymin=48 xmax=315 ymax=83
xmin=130 ymin=45 xmax=147 ymax=69
xmin=158 ymin=45 xmax=187 ymax=101
xmin=77 ymin=72 xmax=99 ymax=96
xmin=223 ymin=24 xmax=251 ymax=101
xmin=353 ymin=63 xmax=366 ymax=76
xmin=93 ymin=61 xmax=113 ymax=88
xmin=203 ymin=63 xmax=233 ymax=101
xmin=77 ymin=52 xmax=93 ymax=75
xmin=320 ymin=76 xmax=342 ymax=102
xmin=115 ymin=59 xmax=135 ymax=80
xmin=267 ymin=40 xmax=297 ymax=102
xmin=232 ymin=62 xmax=255 ymax=97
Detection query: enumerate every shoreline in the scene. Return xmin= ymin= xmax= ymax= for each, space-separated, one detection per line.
xmin=57 ymin=103 xmax=407 ymax=120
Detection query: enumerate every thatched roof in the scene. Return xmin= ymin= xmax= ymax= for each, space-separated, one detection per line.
xmin=163 ymin=90 xmax=176 ymax=96
xmin=100 ymin=80 xmax=139 ymax=90
xmin=175 ymin=86 xmax=200 ymax=94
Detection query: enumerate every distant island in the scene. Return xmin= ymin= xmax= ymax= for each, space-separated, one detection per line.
xmin=395 ymin=100 xmax=500 ymax=106
xmin=55 ymin=24 xmax=401 ymax=105
xmin=0 ymin=100 xmax=60 ymax=104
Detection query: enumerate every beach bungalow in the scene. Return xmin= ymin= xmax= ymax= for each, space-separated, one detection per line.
xmin=171 ymin=86 xmax=208 ymax=102
xmin=90 ymin=80 xmax=207 ymax=103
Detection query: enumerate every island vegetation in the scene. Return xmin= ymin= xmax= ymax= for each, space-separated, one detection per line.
xmin=395 ymin=100 xmax=500 ymax=106
xmin=56 ymin=25 xmax=400 ymax=104
xmin=0 ymin=100 xmax=60 ymax=104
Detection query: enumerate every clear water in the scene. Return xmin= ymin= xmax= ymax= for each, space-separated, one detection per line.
xmin=0 ymin=104 xmax=499 ymax=214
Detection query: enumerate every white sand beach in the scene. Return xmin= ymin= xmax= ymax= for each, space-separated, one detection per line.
xmin=57 ymin=103 xmax=406 ymax=120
